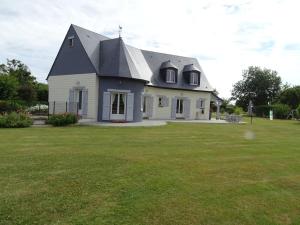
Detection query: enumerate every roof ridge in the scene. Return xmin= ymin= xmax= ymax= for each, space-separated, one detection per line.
xmin=71 ymin=24 xmax=110 ymax=39
xmin=141 ymin=49 xmax=197 ymax=60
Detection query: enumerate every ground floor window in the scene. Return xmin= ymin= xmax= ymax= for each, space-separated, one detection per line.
xmin=176 ymin=99 xmax=184 ymax=114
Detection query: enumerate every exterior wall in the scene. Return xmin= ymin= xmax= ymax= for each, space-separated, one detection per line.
xmin=48 ymin=73 xmax=99 ymax=120
xmin=144 ymin=86 xmax=211 ymax=120
xmin=98 ymin=77 xmax=145 ymax=122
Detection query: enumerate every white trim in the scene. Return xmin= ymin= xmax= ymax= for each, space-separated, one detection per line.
xmin=107 ymin=89 xmax=131 ymax=93
xmin=166 ymin=70 xmax=176 ymax=83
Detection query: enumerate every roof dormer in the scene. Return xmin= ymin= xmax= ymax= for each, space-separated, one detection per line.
xmin=160 ymin=60 xmax=178 ymax=84
xmin=183 ymin=64 xmax=201 ymax=86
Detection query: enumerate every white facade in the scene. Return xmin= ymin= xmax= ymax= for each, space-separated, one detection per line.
xmin=144 ymin=86 xmax=211 ymax=120
xmin=48 ymin=73 xmax=99 ymax=120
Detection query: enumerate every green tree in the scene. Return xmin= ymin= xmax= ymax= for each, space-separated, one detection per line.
xmin=3 ymin=59 xmax=36 ymax=85
xmin=279 ymin=86 xmax=300 ymax=109
xmin=0 ymin=75 xmax=18 ymax=100
xmin=231 ymin=66 xmax=282 ymax=110
xmin=36 ymin=83 xmax=48 ymax=102
xmin=0 ymin=59 xmax=39 ymax=102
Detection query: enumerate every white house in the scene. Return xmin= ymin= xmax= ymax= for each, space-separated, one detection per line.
xmin=47 ymin=24 xmax=220 ymax=122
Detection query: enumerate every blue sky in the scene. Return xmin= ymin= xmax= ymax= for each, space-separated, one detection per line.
xmin=0 ymin=0 xmax=299 ymax=98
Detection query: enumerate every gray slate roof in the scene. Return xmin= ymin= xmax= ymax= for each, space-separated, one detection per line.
xmin=72 ymin=25 xmax=109 ymax=74
xmin=48 ymin=24 xmax=213 ymax=92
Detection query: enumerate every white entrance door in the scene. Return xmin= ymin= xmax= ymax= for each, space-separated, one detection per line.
xmin=176 ymin=98 xmax=184 ymax=118
xmin=110 ymin=93 xmax=126 ymax=120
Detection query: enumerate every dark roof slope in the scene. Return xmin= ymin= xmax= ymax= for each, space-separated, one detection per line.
xmin=72 ymin=25 xmax=109 ymax=74
xmin=48 ymin=24 xmax=213 ymax=92
xmin=99 ymin=38 xmax=150 ymax=82
xmin=141 ymin=50 xmax=213 ymax=91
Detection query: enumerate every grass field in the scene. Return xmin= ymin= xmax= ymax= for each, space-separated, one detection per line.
xmin=0 ymin=118 xmax=300 ymax=225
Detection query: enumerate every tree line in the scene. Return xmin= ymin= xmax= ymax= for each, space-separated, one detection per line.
xmin=0 ymin=59 xmax=48 ymax=103
xmin=230 ymin=66 xmax=300 ymax=118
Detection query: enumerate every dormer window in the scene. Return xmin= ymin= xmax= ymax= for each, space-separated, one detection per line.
xmin=183 ymin=64 xmax=201 ymax=86
xmin=166 ymin=69 xmax=176 ymax=83
xmin=190 ymin=72 xmax=199 ymax=85
xmin=68 ymin=36 xmax=74 ymax=47
xmin=160 ymin=61 xmax=178 ymax=84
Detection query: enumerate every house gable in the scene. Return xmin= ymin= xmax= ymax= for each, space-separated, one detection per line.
xmin=48 ymin=25 xmax=100 ymax=77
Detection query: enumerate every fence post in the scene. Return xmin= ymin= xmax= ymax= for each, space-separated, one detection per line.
xmin=66 ymin=102 xmax=68 ymax=113
xmin=53 ymin=101 xmax=56 ymax=115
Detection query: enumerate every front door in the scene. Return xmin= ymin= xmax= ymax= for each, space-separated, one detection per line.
xmin=110 ymin=93 xmax=126 ymax=120
xmin=176 ymin=98 xmax=184 ymax=118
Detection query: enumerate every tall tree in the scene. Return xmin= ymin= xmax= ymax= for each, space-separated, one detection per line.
xmin=279 ymin=86 xmax=300 ymax=109
xmin=231 ymin=66 xmax=282 ymax=110
xmin=0 ymin=59 xmax=38 ymax=102
xmin=0 ymin=75 xmax=18 ymax=100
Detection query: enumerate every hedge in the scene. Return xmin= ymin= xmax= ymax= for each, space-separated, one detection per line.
xmin=255 ymin=104 xmax=291 ymax=119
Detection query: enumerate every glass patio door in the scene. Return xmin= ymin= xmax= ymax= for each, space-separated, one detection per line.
xmin=110 ymin=93 xmax=126 ymax=120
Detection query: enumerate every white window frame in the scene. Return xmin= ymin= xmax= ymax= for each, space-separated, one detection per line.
xmin=190 ymin=72 xmax=199 ymax=85
xmin=166 ymin=69 xmax=176 ymax=83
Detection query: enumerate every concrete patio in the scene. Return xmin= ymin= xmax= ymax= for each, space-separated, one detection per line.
xmin=78 ymin=118 xmax=238 ymax=127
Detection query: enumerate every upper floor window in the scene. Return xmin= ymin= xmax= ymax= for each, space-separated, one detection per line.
xmin=68 ymin=36 xmax=74 ymax=47
xmin=190 ymin=72 xmax=199 ymax=85
xmin=166 ymin=69 xmax=176 ymax=83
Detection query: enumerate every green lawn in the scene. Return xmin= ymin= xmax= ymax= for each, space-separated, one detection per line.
xmin=1 ymin=119 xmax=300 ymax=225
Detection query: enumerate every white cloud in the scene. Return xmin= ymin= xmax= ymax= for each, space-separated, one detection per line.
xmin=0 ymin=0 xmax=299 ymax=98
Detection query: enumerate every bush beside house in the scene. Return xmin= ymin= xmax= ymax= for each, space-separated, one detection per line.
xmin=0 ymin=112 xmax=32 ymax=128
xmin=47 ymin=113 xmax=78 ymax=126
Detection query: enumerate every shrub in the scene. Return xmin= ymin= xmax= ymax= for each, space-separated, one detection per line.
xmin=0 ymin=100 xmax=25 ymax=113
xmin=0 ymin=112 xmax=33 ymax=128
xmin=47 ymin=113 xmax=78 ymax=126
xmin=296 ymin=105 xmax=300 ymax=119
xmin=225 ymin=105 xmax=235 ymax=114
xmin=272 ymin=104 xmax=291 ymax=119
xmin=254 ymin=105 xmax=271 ymax=117
xmin=234 ymin=107 xmax=244 ymax=115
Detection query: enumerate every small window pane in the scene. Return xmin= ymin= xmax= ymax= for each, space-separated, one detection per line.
xmin=119 ymin=94 xmax=125 ymax=114
xmin=190 ymin=72 xmax=198 ymax=85
xmin=166 ymin=70 xmax=176 ymax=83
xmin=69 ymin=38 xmax=74 ymax=47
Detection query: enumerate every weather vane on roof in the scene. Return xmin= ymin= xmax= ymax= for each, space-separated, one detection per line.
xmin=119 ymin=25 xmax=122 ymax=38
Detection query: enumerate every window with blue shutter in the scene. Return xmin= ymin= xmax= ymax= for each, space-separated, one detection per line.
xmin=183 ymin=98 xmax=191 ymax=119
xmin=171 ymin=97 xmax=177 ymax=119
xmin=68 ymin=89 xmax=75 ymax=113
xmin=126 ymin=93 xmax=134 ymax=121
xmin=102 ymin=92 xmax=111 ymax=120
xmin=82 ymin=89 xmax=88 ymax=117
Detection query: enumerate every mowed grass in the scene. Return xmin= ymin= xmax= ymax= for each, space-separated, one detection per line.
xmin=0 ymin=119 xmax=300 ymax=225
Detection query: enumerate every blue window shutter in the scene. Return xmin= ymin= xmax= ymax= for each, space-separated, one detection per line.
xmin=102 ymin=92 xmax=111 ymax=120
xmin=171 ymin=97 xmax=177 ymax=119
xmin=147 ymin=96 xmax=154 ymax=118
xmin=68 ymin=89 xmax=75 ymax=113
xmin=82 ymin=89 xmax=88 ymax=117
xmin=126 ymin=93 xmax=134 ymax=121
xmin=163 ymin=96 xmax=169 ymax=107
xmin=184 ymin=98 xmax=191 ymax=119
